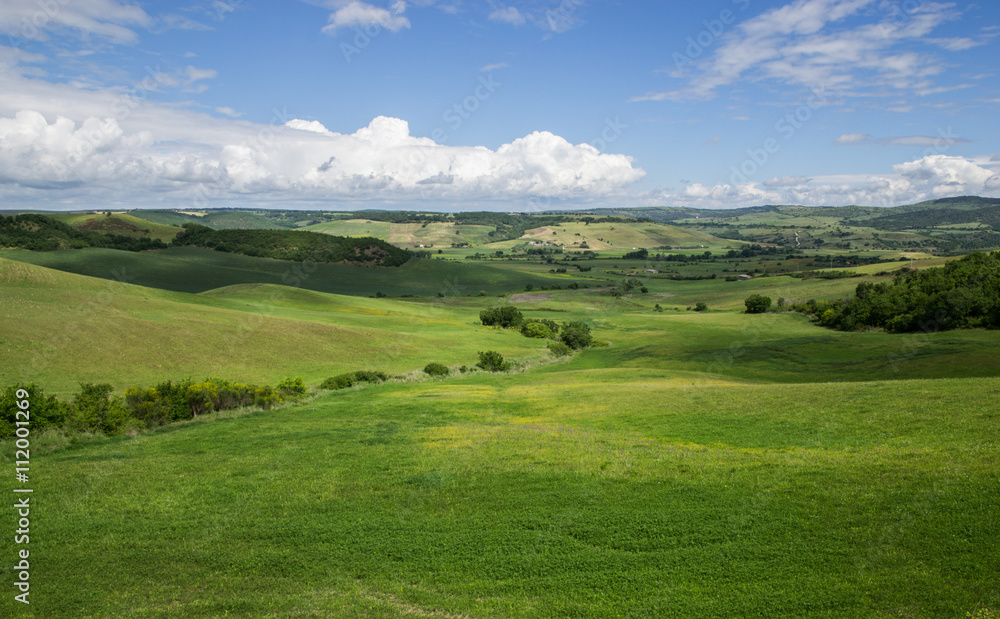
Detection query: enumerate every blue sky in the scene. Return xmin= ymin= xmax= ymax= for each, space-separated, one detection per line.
xmin=1 ymin=0 xmax=999 ymax=211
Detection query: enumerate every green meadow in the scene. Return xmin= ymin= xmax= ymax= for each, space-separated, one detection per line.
xmin=2 ymin=205 xmax=999 ymax=617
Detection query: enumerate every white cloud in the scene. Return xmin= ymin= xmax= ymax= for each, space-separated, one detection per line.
xmin=0 ymin=104 xmax=645 ymax=207
xmin=216 ymin=107 xmax=242 ymax=118
xmin=285 ymin=119 xmax=332 ymax=134
xmin=321 ymin=1 xmax=410 ymax=34
xmin=637 ymin=0 xmax=963 ymax=102
xmin=0 ymin=0 xmax=151 ymax=44
xmin=489 ymin=7 xmax=526 ymax=27
xmin=657 ymin=155 xmax=1000 ymax=209
xmin=835 ymin=132 xmax=870 ymax=144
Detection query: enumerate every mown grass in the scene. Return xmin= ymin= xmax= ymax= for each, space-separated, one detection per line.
xmin=3 ymin=371 xmax=997 ymax=618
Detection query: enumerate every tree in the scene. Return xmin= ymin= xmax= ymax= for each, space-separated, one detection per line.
xmin=744 ymin=294 xmax=772 ymax=314
xmin=480 ymin=306 xmax=524 ymax=329
xmin=0 ymin=383 xmax=68 ymax=438
xmin=71 ymin=383 xmax=130 ymax=434
xmin=476 ymin=351 xmax=510 ymax=372
xmin=560 ymin=321 xmax=593 ymax=349
xmin=695 ymin=302 xmax=708 ymax=312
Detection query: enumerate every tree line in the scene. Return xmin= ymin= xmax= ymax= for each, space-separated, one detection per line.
xmin=171 ymin=223 xmax=411 ymax=266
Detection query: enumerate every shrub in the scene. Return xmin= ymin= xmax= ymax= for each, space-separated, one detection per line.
xmin=476 ymin=351 xmax=510 ymax=372
xmin=354 ymin=370 xmax=389 ymax=383
xmin=560 ymin=321 xmax=593 ymax=350
xmin=744 ymin=294 xmax=773 ymax=314
xmin=695 ymin=302 xmax=708 ymax=312
xmin=70 ymin=383 xmax=131 ymax=435
xmin=548 ymin=342 xmax=572 ymax=357
xmin=320 ymin=370 xmax=388 ymax=391
xmin=480 ymin=305 xmax=524 ymax=329
xmin=0 ymin=383 xmax=68 ymax=438
xmin=423 ymin=363 xmax=450 ymax=377
xmin=277 ymin=377 xmax=307 ymax=398
xmin=521 ymin=322 xmax=554 ymax=339
xmin=321 ymin=373 xmax=356 ymax=390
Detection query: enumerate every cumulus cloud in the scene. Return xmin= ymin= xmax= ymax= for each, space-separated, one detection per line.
xmin=322 ymin=1 xmax=410 ymax=34
xmin=658 ymin=155 xmax=1000 ymax=209
xmin=0 ymin=110 xmax=645 ymax=207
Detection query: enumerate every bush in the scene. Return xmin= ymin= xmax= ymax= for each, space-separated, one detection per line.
xmin=320 ymin=370 xmax=388 ymax=390
xmin=321 ymin=373 xmax=356 ymax=390
xmin=547 ymin=342 xmax=572 ymax=357
xmin=521 ymin=322 xmax=554 ymax=339
xmin=694 ymin=302 xmax=708 ymax=312
xmin=476 ymin=351 xmax=510 ymax=372
xmin=560 ymin=321 xmax=593 ymax=350
xmin=354 ymin=370 xmax=389 ymax=383
xmin=277 ymin=377 xmax=307 ymax=398
xmin=70 ymin=383 xmax=131 ymax=435
xmin=480 ymin=306 xmax=524 ymax=329
xmin=744 ymin=294 xmax=773 ymax=314
xmin=0 ymin=383 xmax=68 ymax=438
xmin=423 ymin=363 xmax=450 ymax=377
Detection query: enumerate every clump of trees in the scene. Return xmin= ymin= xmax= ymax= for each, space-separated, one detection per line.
xmin=172 ymin=223 xmax=411 ymax=266
xmin=480 ymin=306 xmax=525 ymax=329
xmin=744 ymin=294 xmax=773 ymax=314
xmin=798 ymin=251 xmax=1000 ymax=332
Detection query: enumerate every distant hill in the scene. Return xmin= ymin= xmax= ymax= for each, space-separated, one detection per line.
xmin=0 ymin=214 xmax=168 ymax=252
xmin=171 ymin=223 xmax=412 ymax=266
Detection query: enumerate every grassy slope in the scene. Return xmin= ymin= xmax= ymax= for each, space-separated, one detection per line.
xmin=0 ymin=247 xmax=594 ymax=296
xmin=0 ymin=257 xmax=550 ymax=395
xmin=3 ymin=370 xmax=997 ymax=617
xmin=48 ymin=213 xmax=183 ymax=243
xmin=304 ymin=220 xmax=496 ymax=248
xmin=2 ymin=252 xmax=999 ymax=617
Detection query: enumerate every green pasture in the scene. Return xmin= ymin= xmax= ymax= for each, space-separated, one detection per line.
xmin=0 ymin=247 xmax=593 ymax=297
xmin=0 ymin=257 xmax=552 ymax=395
xmin=2 ymin=239 xmax=999 ymax=618
xmin=3 ymin=368 xmax=997 ymax=617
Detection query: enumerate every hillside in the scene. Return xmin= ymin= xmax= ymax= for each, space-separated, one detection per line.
xmin=171 ymin=223 xmax=412 ymax=266
xmin=3 ymin=252 xmax=1000 ymax=617
xmin=0 ymin=257 xmax=549 ymax=394
xmin=0 ymin=214 xmax=168 ymax=252
xmin=580 ymin=197 xmax=1000 ymax=252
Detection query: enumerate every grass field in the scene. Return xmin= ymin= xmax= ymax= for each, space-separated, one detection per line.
xmin=3 ymin=368 xmax=997 ymax=617
xmin=303 ymin=220 xmax=497 ymax=249
xmin=0 ymin=257 xmax=557 ymax=395
xmin=0 ymin=247 xmax=596 ymax=297
xmin=2 ymin=237 xmax=999 ymax=617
